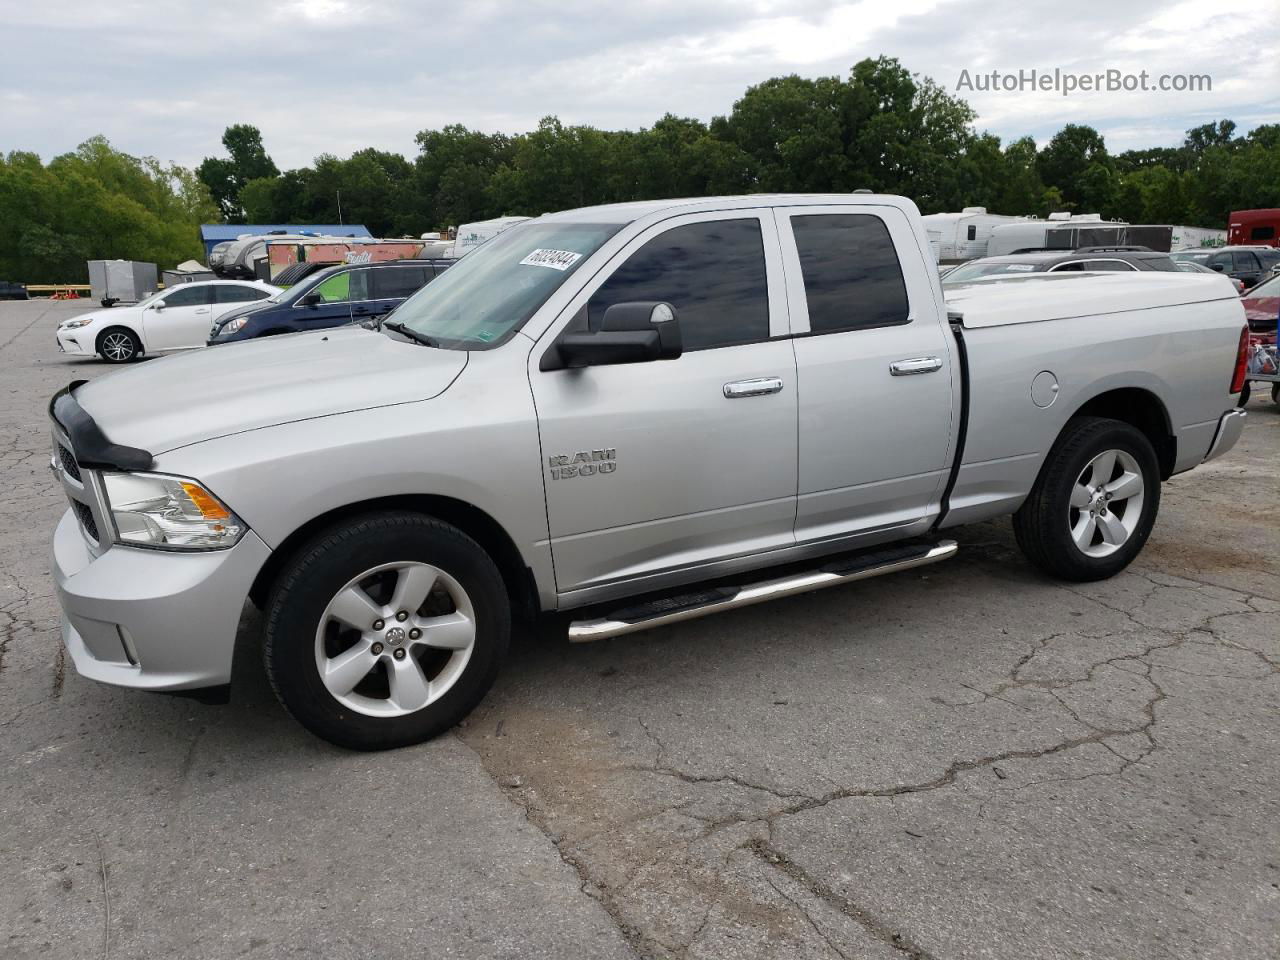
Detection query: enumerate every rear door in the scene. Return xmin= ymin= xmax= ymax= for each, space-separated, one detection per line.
xmin=530 ymin=210 xmax=799 ymax=597
xmin=142 ymin=284 xmax=213 ymax=351
xmin=212 ymin=283 xmax=272 ymax=324
xmin=776 ymin=206 xmax=955 ymax=545
xmin=1233 ymin=251 xmax=1263 ymax=288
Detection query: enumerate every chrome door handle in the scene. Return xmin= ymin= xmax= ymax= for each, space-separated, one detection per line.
xmin=890 ymin=357 xmax=942 ymax=376
xmin=723 ymin=377 xmax=784 ymax=399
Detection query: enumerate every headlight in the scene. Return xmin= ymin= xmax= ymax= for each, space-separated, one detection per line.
xmin=101 ymin=472 xmax=246 ymax=550
xmin=215 ymin=316 xmax=248 ymax=336
xmin=61 ymin=317 xmax=94 ymax=329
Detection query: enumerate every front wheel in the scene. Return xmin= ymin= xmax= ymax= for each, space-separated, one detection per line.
xmin=1013 ymin=417 xmax=1160 ymax=582
xmin=97 ymin=327 xmax=142 ymax=363
xmin=264 ymin=512 xmax=510 ymax=750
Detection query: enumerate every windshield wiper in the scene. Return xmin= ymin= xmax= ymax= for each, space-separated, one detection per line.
xmin=382 ymin=320 xmax=440 ymax=348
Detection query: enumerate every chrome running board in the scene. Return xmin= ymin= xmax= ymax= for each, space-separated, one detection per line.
xmin=568 ymin=539 xmax=958 ymax=643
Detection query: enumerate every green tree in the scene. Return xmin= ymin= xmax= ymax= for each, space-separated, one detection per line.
xmin=197 ymin=124 xmax=280 ymax=221
xmin=1037 ymin=124 xmax=1109 ymax=208
xmin=0 ymin=138 xmax=216 ymax=283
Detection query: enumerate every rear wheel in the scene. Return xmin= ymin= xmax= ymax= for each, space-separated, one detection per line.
xmin=1013 ymin=417 xmax=1160 ymax=582
xmin=264 ymin=512 xmax=510 ymax=750
xmin=96 ymin=327 xmax=141 ymax=363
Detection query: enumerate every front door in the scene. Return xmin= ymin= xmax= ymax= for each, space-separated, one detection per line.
xmin=142 ymin=284 xmax=213 ymax=351
xmin=298 ymin=269 xmax=365 ymax=330
xmin=775 ymin=206 xmax=956 ymax=545
xmin=530 ymin=211 xmax=798 ymax=599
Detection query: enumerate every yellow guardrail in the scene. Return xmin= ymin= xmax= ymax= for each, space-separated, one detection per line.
xmin=26 ymin=284 xmax=92 ymax=299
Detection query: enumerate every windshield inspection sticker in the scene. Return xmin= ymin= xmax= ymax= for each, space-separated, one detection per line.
xmin=1005 ymin=263 xmax=1036 ymax=272
xmin=520 ymin=248 xmax=582 ymax=271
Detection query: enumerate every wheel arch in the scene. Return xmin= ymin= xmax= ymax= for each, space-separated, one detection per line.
xmin=249 ymin=494 xmax=539 ymax=620
xmin=1064 ymin=386 xmax=1176 ymax=479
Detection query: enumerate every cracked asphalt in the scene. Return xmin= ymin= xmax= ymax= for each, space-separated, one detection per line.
xmin=2 ymin=298 xmax=1278 ymax=959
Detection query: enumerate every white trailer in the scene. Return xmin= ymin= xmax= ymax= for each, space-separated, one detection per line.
xmin=1169 ymin=225 xmax=1227 ymax=251
xmin=451 ymin=216 xmax=532 ymax=258
xmin=920 ymin=207 xmax=1027 ymax=261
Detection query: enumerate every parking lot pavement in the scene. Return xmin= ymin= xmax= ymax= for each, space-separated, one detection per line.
xmin=2 ymin=299 xmax=1277 ymax=959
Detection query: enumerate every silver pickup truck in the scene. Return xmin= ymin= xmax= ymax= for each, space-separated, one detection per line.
xmin=48 ymin=194 xmax=1250 ymax=750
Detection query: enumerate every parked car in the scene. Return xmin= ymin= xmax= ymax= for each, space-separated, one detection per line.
xmin=208 ymin=259 xmax=450 ymax=344
xmin=943 ymin=247 xmax=1179 ymax=283
xmin=1241 ymin=271 xmax=1280 ymax=343
xmin=1173 ymin=258 xmax=1246 ymax=294
xmin=47 ymin=194 xmax=1247 ymax=750
xmin=1170 ymin=247 xmax=1280 ymax=290
xmin=55 ymin=280 xmax=278 ymax=363
xmin=0 ymin=280 xmax=29 ymax=300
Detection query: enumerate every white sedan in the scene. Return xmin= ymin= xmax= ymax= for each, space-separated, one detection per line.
xmin=55 ymin=279 xmax=279 ymax=363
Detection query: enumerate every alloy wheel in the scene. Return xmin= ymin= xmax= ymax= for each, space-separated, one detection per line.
xmin=102 ymin=332 xmax=134 ymax=361
xmin=314 ymin=561 xmax=476 ymax=717
xmin=1068 ymin=448 xmax=1145 ymax=558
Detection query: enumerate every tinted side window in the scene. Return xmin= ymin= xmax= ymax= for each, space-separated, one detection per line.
xmin=1250 ymin=225 xmax=1275 ymax=241
xmin=1233 ymin=252 xmax=1260 ymax=271
xmin=1050 ymin=261 xmax=1085 ymax=272
xmin=162 ymin=285 xmax=211 ymax=307
xmin=966 ymin=224 xmax=977 ymax=241
xmin=1209 ymin=254 xmax=1232 ymax=269
xmin=215 ymin=285 xmax=268 ymax=303
xmin=790 ymin=214 xmax=909 ymax=333
xmin=588 ymin=219 xmax=769 ymax=351
xmin=1084 ymin=260 xmax=1135 ymax=271
xmin=1146 ymin=257 xmax=1179 ymax=272
xmin=372 ymin=266 xmax=430 ymax=299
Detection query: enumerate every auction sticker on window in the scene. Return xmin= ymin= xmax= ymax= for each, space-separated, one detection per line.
xmin=519 ymin=248 xmax=582 ymax=271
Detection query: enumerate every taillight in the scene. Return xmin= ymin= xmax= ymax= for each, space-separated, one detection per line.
xmin=1230 ymin=325 xmax=1249 ymax=394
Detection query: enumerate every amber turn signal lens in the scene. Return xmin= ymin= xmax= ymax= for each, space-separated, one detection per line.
xmin=181 ymin=482 xmax=232 ymax=520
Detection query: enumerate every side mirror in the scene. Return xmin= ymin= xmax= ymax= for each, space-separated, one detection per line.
xmin=1210 ymin=263 xmax=1225 ymax=272
xmin=548 ymin=302 xmax=682 ymax=370
xmin=299 ymin=291 xmax=323 ymax=307
xmin=151 ymin=302 xmax=165 ymax=311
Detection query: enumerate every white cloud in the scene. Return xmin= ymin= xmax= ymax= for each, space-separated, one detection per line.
xmin=1 ymin=0 xmax=1276 ymax=167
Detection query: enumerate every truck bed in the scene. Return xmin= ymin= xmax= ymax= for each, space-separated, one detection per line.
xmin=942 ymin=272 xmax=1239 ymax=328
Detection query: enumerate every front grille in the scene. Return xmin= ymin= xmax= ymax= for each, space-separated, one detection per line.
xmin=72 ymin=501 xmax=99 ymax=543
xmin=57 ymin=444 xmax=81 ymax=482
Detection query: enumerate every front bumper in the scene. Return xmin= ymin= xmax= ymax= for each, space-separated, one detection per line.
xmin=52 ymin=508 xmax=271 ymax=691
xmin=55 ymin=329 xmax=95 ymax=356
xmin=1203 ymin=409 xmax=1246 ymax=463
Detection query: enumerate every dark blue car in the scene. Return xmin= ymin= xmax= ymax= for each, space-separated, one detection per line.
xmin=207 ymin=259 xmax=451 ymax=344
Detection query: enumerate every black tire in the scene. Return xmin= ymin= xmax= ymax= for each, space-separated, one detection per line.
xmin=1013 ymin=417 xmax=1160 ymax=582
xmin=1271 ymin=382 xmax=1279 ymax=406
xmin=1238 ymin=381 xmax=1251 ymax=407
xmin=264 ymin=512 xmax=510 ymax=750
xmin=96 ymin=326 xmax=142 ymax=363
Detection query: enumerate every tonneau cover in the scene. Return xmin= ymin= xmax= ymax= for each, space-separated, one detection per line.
xmin=943 ymin=272 xmax=1239 ymax=329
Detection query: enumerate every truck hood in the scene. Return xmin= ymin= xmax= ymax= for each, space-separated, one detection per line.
xmin=73 ymin=326 xmax=468 ymax=455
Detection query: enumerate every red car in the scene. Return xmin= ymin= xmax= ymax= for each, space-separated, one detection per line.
xmin=1241 ymin=271 xmax=1280 ymax=404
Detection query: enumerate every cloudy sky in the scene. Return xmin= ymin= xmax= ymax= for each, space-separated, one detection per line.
xmin=3 ymin=0 xmax=1277 ymax=170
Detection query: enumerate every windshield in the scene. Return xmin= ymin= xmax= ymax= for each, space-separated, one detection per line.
xmin=390 ymin=221 xmax=623 ymax=349
xmin=1247 ymin=273 xmax=1280 ymax=298
xmin=943 ymin=260 xmax=1042 ymax=283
